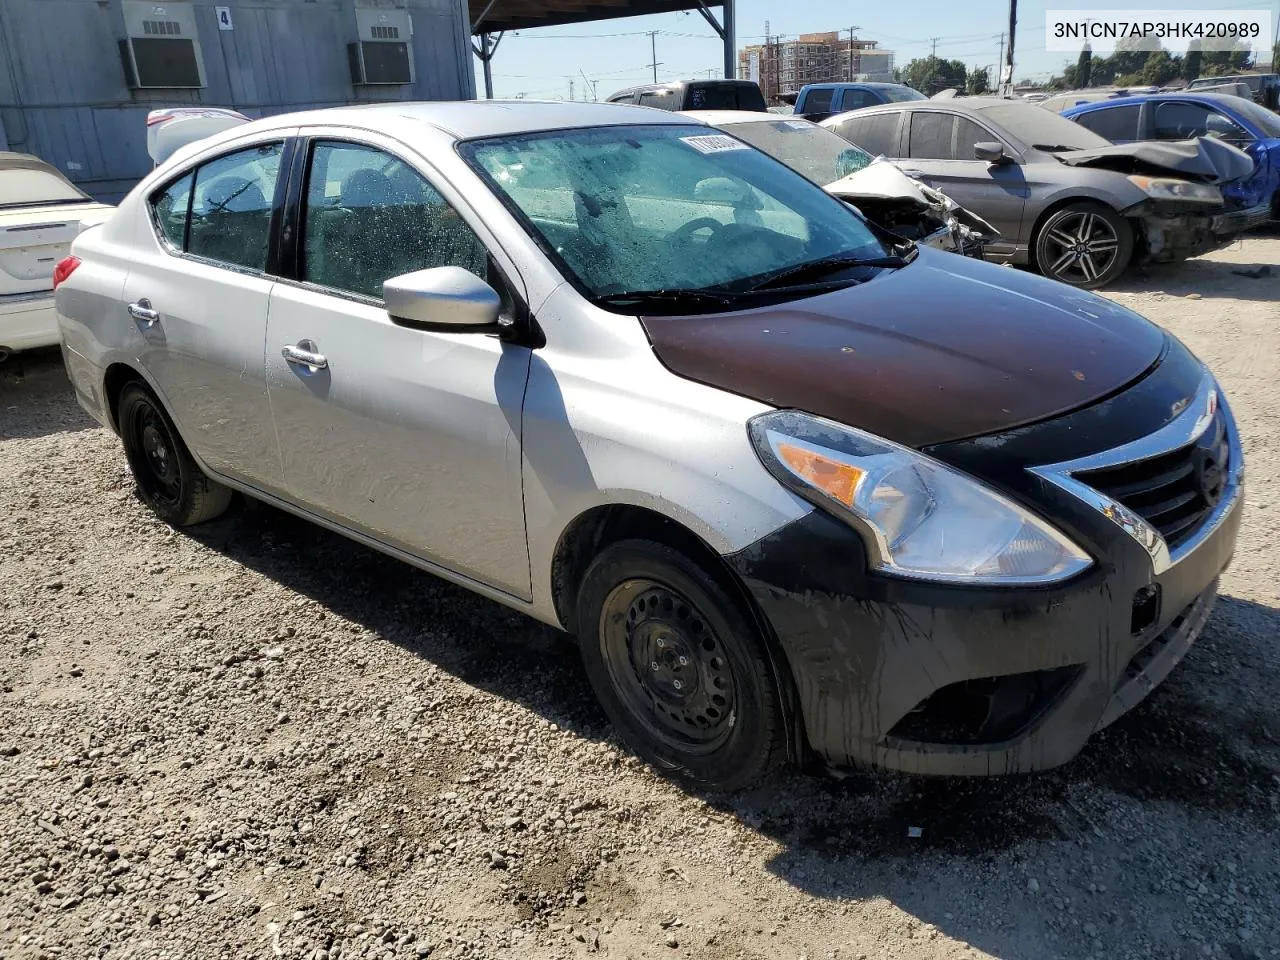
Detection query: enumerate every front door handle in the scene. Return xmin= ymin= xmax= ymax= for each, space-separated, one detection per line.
xmin=128 ymin=299 xmax=159 ymax=328
xmin=281 ymin=341 xmax=328 ymax=371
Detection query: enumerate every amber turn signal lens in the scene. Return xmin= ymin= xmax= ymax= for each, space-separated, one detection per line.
xmin=776 ymin=441 xmax=865 ymax=507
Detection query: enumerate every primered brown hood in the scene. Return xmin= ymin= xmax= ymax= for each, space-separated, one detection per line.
xmin=640 ymin=251 xmax=1166 ymax=448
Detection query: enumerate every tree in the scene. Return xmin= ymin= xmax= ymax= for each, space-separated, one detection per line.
xmin=966 ymin=67 xmax=991 ymax=95
xmin=1183 ymin=40 xmax=1203 ymax=81
xmin=1201 ymin=41 xmax=1253 ymax=76
xmin=1141 ymin=50 xmax=1179 ymax=86
xmin=1076 ymin=43 xmax=1093 ymax=88
xmin=900 ymin=56 xmax=967 ymax=95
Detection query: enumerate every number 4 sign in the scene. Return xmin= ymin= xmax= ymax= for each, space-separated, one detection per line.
xmin=215 ymin=6 xmax=233 ymax=30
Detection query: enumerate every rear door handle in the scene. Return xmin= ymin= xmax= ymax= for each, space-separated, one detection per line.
xmin=128 ymin=299 xmax=159 ymax=328
xmin=281 ymin=341 xmax=328 ymax=371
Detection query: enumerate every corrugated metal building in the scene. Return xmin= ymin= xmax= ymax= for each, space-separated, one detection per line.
xmin=0 ymin=0 xmax=475 ymax=201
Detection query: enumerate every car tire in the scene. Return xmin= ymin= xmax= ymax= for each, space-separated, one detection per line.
xmin=118 ymin=382 xmax=232 ymax=526
xmin=1034 ymin=201 xmax=1133 ymax=289
xmin=575 ymin=538 xmax=786 ymax=792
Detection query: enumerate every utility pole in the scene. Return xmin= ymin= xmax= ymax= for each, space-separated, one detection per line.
xmin=764 ymin=20 xmax=771 ymax=99
xmin=928 ymin=37 xmax=940 ymax=93
xmin=1001 ymin=0 xmax=1018 ymax=98
xmin=580 ymin=69 xmax=598 ymax=101
xmin=648 ymin=30 xmax=661 ymax=83
xmin=997 ymin=32 xmax=1005 ymax=87
xmin=845 ymin=26 xmax=861 ymax=80
xmin=568 ymin=77 xmax=575 ymax=101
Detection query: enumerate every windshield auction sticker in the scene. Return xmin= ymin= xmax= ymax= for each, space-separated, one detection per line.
xmin=680 ymin=135 xmax=750 ymax=154
xmin=1046 ymin=9 xmax=1271 ymax=51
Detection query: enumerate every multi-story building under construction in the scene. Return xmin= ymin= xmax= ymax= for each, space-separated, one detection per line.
xmin=738 ymin=32 xmax=895 ymax=101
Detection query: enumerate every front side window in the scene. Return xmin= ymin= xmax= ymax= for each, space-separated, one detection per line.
xmin=301 ymin=141 xmax=487 ymax=300
xmin=186 ymin=142 xmax=284 ymax=271
xmin=804 ymin=88 xmax=835 ymax=113
xmin=462 ymin=124 xmax=885 ymax=302
xmin=832 ymin=112 xmax=902 ymax=157
xmin=953 ymin=117 xmax=999 ymax=160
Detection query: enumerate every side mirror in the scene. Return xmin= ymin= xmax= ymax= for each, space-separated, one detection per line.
xmin=383 ymin=266 xmax=501 ymax=330
xmin=974 ymin=141 xmax=1008 ymax=163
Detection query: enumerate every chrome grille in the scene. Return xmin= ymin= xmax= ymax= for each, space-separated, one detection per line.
xmin=1074 ymin=407 xmax=1229 ymax=549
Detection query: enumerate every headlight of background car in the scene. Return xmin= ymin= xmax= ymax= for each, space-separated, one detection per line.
xmin=749 ymin=411 xmax=1092 ymax=585
xmin=1127 ymin=175 xmax=1222 ymax=204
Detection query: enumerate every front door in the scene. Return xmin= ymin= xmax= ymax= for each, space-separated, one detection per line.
xmin=894 ymin=111 xmax=1028 ymax=252
xmin=264 ymin=138 xmax=533 ymax=598
xmin=123 ymin=139 xmax=289 ymax=492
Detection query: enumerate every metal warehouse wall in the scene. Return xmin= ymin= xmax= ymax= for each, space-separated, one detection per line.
xmin=0 ymin=0 xmax=475 ymax=201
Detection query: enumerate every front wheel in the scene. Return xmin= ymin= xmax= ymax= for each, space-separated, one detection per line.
xmin=1034 ymin=202 xmax=1133 ymax=289
xmin=118 ymin=382 xmax=232 ymax=526
xmin=575 ymin=539 xmax=786 ymax=792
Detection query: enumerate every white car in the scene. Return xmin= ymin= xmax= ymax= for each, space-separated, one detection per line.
xmin=1 ymin=152 xmax=113 ymax=360
xmin=682 ymin=110 xmax=996 ymax=257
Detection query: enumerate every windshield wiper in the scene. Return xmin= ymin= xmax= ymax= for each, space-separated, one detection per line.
xmin=745 ymin=251 xmax=914 ymax=292
xmin=594 ymin=289 xmax=755 ymax=311
xmin=1033 ymin=143 xmax=1087 ymax=153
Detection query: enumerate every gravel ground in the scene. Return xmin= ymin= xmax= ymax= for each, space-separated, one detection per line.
xmin=2 ymin=237 xmax=1279 ymax=960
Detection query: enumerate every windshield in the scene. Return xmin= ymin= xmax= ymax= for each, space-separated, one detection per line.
xmin=1227 ymin=97 xmax=1280 ymax=138
xmin=883 ymin=86 xmax=927 ymax=102
xmin=462 ymin=124 xmax=887 ymax=303
xmin=978 ymin=103 xmax=1112 ymax=151
xmin=721 ymin=119 xmax=873 ymax=185
xmin=0 ymin=166 xmax=91 ymax=207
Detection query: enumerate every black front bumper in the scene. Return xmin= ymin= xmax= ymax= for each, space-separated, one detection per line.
xmin=726 ymin=350 xmax=1243 ymax=776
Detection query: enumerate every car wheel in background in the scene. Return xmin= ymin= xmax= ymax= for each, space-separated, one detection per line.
xmin=576 ymin=539 xmax=786 ymax=792
xmin=1034 ymin=201 xmax=1133 ymax=289
xmin=118 ymin=382 xmax=232 ymax=526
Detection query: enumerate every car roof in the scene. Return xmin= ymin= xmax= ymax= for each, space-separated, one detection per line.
xmin=199 ymin=100 xmax=696 ymax=143
xmin=803 ymin=82 xmax=907 ymax=90
xmin=681 ymin=109 xmax=807 ymax=126
xmin=1064 ymin=92 xmax=1248 ymax=112
xmin=0 ymin=150 xmax=58 ymax=172
xmin=610 ymin=79 xmax=758 ymax=97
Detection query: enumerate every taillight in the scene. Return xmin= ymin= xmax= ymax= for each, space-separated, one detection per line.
xmin=52 ymin=256 xmax=81 ymax=290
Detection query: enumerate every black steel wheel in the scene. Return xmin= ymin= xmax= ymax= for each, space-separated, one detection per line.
xmin=118 ymin=382 xmax=232 ymax=526
xmin=1034 ymin=202 xmax=1133 ymax=289
xmin=576 ymin=539 xmax=786 ymax=791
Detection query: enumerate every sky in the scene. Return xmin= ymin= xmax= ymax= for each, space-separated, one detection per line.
xmin=472 ymin=0 xmax=1279 ymax=99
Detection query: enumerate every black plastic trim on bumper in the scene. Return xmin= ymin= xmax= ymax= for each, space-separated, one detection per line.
xmin=725 ymin=485 xmax=1240 ymax=776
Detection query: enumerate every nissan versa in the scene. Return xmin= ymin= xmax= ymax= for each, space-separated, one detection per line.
xmin=55 ymin=102 xmax=1243 ymax=790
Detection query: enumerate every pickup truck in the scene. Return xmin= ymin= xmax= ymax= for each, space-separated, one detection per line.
xmin=793 ymin=82 xmax=924 ymax=121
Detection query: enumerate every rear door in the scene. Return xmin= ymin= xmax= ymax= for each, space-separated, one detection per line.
xmin=896 ymin=110 xmax=1027 ymax=248
xmin=121 ymin=136 xmax=292 ymax=493
xmin=264 ymin=133 xmax=532 ymax=597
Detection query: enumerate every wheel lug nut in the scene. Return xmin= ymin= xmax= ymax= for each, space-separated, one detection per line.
xmin=656 ymin=637 xmax=668 ymax=649
xmin=672 ymin=680 xmax=683 ymax=690
xmin=677 ymin=655 xmax=689 ymax=666
xmin=650 ymin=661 xmax=660 ymax=672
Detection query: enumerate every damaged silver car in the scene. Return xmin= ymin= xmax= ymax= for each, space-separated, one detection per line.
xmin=821 ymin=98 xmax=1256 ymax=288
xmin=685 ymin=110 xmax=996 ymax=257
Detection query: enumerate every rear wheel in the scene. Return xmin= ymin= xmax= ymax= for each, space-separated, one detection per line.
xmin=576 ymin=539 xmax=786 ymax=792
xmin=1034 ymin=202 xmax=1133 ymax=289
xmin=118 ymin=382 xmax=232 ymax=526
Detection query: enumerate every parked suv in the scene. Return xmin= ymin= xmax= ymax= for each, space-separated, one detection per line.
xmin=1189 ymin=74 xmax=1279 ymax=110
xmin=794 ymin=82 xmax=925 ymax=121
xmin=607 ymin=79 xmax=767 ymax=112
xmin=57 ymin=102 xmax=1242 ymax=790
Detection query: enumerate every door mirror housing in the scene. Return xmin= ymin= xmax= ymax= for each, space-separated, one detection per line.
xmin=383 ymin=266 xmax=502 ymax=330
xmin=974 ymin=141 xmax=1008 ymax=163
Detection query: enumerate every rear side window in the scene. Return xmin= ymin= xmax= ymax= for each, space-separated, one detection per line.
xmin=301 ymin=141 xmax=488 ymax=300
xmin=151 ymin=171 xmax=193 ymax=249
xmin=687 ymin=84 xmax=767 ymax=111
xmin=838 ymin=89 xmax=874 ymax=110
xmin=803 ymin=88 xmax=835 ymax=113
xmin=149 ymin=142 xmax=283 ymax=271
xmin=908 ymin=112 xmax=955 ymax=159
xmin=832 ymin=112 xmax=901 ymax=156
xmin=639 ymin=91 xmax=677 ymax=110
xmin=1074 ymin=105 xmax=1141 ymax=142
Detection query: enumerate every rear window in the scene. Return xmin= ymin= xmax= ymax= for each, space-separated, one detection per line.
xmin=0 ymin=167 xmax=90 ymax=207
xmin=686 ymin=83 xmax=767 ymax=111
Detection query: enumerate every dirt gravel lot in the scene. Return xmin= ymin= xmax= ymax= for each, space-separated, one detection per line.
xmin=2 ymin=238 xmax=1279 ymax=960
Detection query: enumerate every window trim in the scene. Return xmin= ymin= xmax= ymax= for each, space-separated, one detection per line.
xmin=144 ymin=136 xmax=295 ymax=279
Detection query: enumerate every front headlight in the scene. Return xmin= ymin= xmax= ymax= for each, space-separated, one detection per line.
xmin=749 ymin=410 xmax=1092 ymax=585
xmin=1127 ymin=175 xmax=1223 ymax=204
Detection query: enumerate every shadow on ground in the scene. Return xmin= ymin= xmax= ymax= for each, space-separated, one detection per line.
xmin=1109 ymin=249 xmax=1280 ymax=302
xmin=183 ymin=493 xmax=1280 ymax=960
xmin=0 ymin=348 xmax=97 ymax=440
